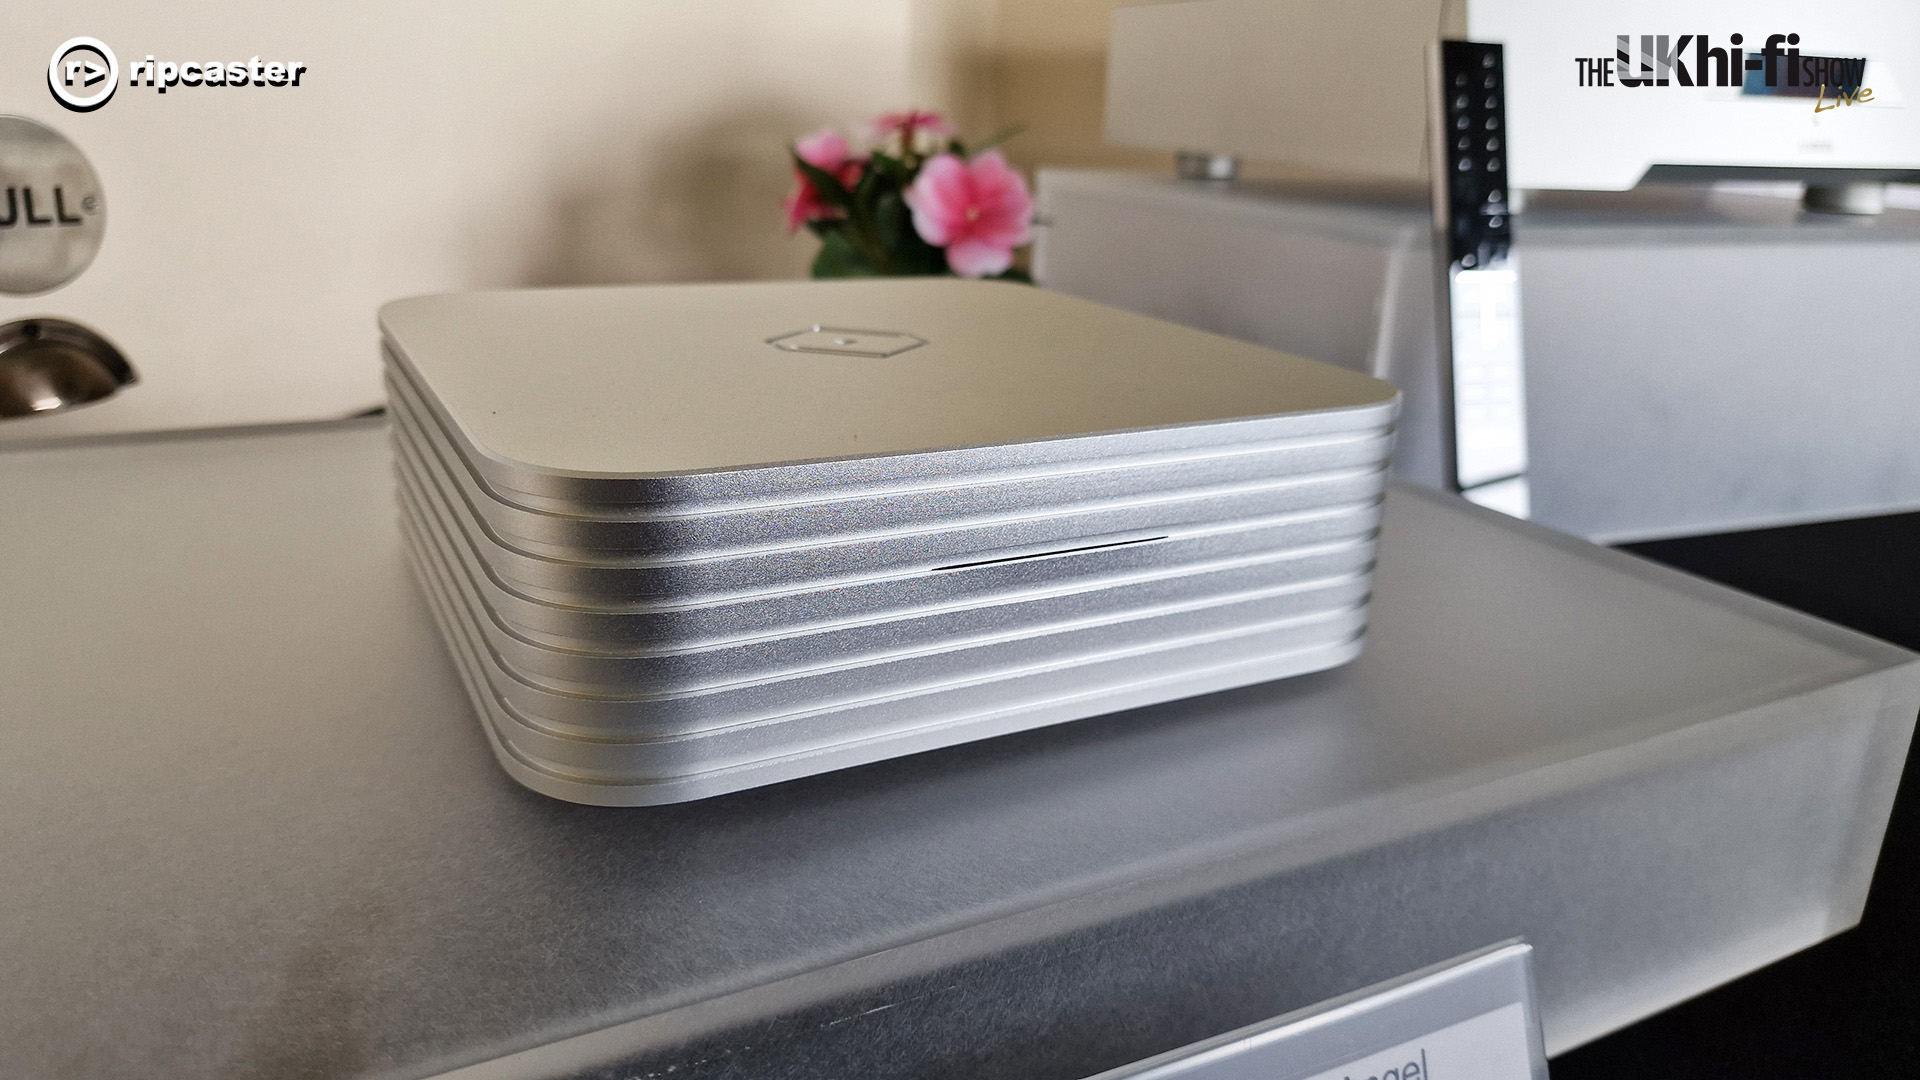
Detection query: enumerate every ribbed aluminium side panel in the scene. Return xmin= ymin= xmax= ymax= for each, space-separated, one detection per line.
xmin=403 ymin=507 xmax=1371 ymax=805
xmin=383 ymin=342 xmax=1393 ymax=804
xmin=400 ymin=462 xmax=1377 ymax=718
xmin=395 ymin=412 xmax=1382 ymax=645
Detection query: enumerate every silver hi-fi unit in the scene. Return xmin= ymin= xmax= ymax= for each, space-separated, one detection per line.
xmin=381 ymin=279 xmax=1398 ymax=805
xmin=1077 ymin=1 xmax=1920 ymax=539
xmin=1429 ymin=40 xmax=1529 ymax=516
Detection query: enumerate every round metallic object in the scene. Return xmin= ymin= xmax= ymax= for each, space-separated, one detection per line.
xmin=0 ymin=114 xmax=108 ymax=295
xmin=1803 ymin=181 xmax=1887 ymax=216
xmin=0 ymin=318 xmax=135 ymax=419
xmin=1175 ymin=151 xmax=1240 ymax=182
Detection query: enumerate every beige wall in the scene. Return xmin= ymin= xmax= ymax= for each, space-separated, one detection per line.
xmin=975 ymin=0 xmax=1169 ymax=175
xmin=0 ymin=0 xmax=1153 ymax=440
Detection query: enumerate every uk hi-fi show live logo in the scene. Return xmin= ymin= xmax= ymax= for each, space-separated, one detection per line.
xmin=1575 ymin=34 xmax=1874 ymax=111
xmin=47 ymin=37 xmax=307 ymax=113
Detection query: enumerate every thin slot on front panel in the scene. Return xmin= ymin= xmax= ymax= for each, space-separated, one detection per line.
xmin=931 ymin=535 xmax=1169 ymax=573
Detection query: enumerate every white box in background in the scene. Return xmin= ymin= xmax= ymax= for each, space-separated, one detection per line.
xmin=1108 ymin=0 xmax=1920 ymax=191
xmin=1035 ymin=170 xmax=1920 ymax=543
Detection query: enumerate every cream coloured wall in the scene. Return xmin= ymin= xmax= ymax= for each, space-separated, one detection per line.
xmin=1 ymin=2 xmax=951 ymax=439
xmin=0 ymin=0 xmax=1160 ymax=441
xmin=978 ymin=0 xmax=1168 ymax=175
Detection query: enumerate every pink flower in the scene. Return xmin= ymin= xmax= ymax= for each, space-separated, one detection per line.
xmin=785 ymin=128 xmax=865 ymax=234
xmin=904 ymin=151 xmax=1033 ymax=278
xmin=862 ymin=109 xmax=955 ymax=148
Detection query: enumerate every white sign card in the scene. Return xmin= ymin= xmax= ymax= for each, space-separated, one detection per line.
xmin=1083 ymin=941 xmax=1548 ymax=1080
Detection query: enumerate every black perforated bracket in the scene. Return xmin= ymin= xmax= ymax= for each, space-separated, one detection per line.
xmin=1436 ymin=40 xmax=1511 ymax=269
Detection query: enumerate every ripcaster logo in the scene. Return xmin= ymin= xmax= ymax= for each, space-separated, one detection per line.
xmin=48 ymin=36 xmax=307 ymax=113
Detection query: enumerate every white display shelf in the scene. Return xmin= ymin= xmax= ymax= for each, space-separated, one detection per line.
xmin=0 ymin=420 xmax=1912 ymax=1079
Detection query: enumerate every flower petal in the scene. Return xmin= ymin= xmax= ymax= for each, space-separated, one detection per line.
xmin=906 ymin=153 xmax=971 ymax=246
xmin=795 ymin=129 xmax=852 ymax=170
xmin=868 ymin=109 xmax=955 ymax=139
xmin=783 ymin=179 xmax=814 ymax=234
xmin=906 ymin=110 xmax=955 ymax=138
xmin=945 ymin=237 xmax=1013 ymax=279
xmin=958 ymin=152 xmax=1033 ymax=247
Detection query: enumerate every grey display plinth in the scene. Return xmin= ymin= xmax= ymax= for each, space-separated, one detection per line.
xmin=0 ymin=421 xmax=1913 ymax=1080
xmin=1033 ymin=169 xmax=1920 ymax=543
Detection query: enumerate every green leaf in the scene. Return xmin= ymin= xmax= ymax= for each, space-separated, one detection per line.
xmin=866 ymin=150 xmax=911 ymax=186
xmin=969 ymin=124 xmax=1026 ymax=156
xmin=791 ymin=152 xmax=854 ymax=210
xmin=851 ymin=164 xmax=884 ymax=217
xmin=810 ymin=229 xmax=881 ymax=279
xmin=871 ymin=191 xmax=909 ymax=251
xmin=871 ymin=192 xmax=947 ymax=276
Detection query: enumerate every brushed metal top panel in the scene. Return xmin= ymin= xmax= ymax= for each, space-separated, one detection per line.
xmin=3 ymin=421 xmax=1914 ymax=1079
xmin=378 ymin=279 xmax=1398 ymax=482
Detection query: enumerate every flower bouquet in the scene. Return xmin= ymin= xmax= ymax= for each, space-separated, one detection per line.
xmin=785 ymin=110 xmax=1033 ymax=280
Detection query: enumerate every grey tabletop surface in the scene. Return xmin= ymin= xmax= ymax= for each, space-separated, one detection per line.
xmin=0 ymin=419 xmax=1913 ymax=1079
